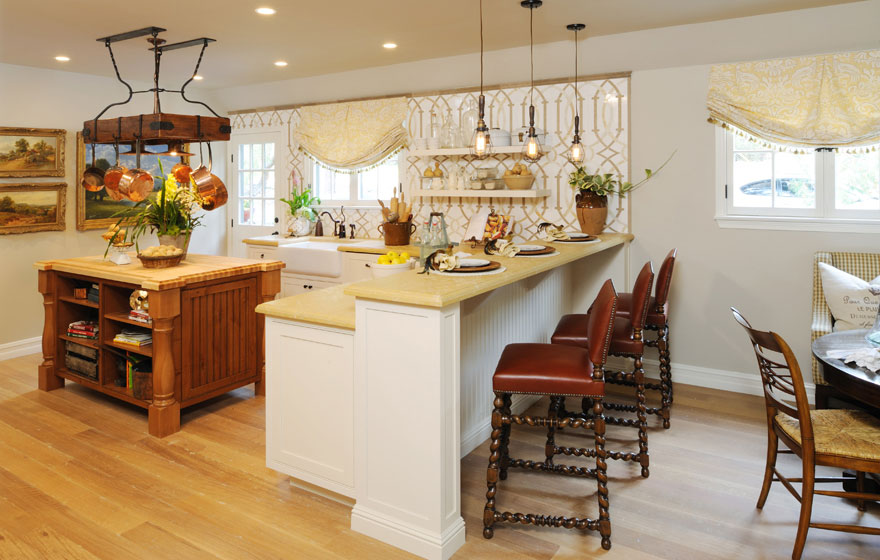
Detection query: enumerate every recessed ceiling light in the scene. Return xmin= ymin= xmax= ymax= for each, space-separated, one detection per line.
xmin=383 ymin=42 xmax=398 ymax=49
xmin=54 ymin=55 xmax=70 ymax=62
xmin=274 ymin=60 xmax=288 ymax=67
xmin=193 ymin=75 xmax=204 ymax=81
xmin=256 ymin=7 xmax=276 ymax=15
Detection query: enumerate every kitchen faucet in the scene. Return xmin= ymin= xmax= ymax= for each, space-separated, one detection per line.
xmin=319 ymin=211 xmax=338 ymax=237
xmin=318 ymin=207 xmax=347 ymax=238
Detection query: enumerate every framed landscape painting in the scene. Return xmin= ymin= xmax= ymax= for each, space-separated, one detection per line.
xmin=75 ymin=132 xmax=191 ymax=230
xmin=0 ymin=183 xmax=66 ymax=235
xmin=0 ymin=127 xmax=66 ymax=177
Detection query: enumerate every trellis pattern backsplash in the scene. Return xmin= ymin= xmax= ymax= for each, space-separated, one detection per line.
xmin=230 ymin=75 xmax=630 ymax=240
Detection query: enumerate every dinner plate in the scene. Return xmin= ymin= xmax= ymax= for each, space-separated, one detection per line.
xmin=458 ymin=258 xmax=491 ymax=267
xmin=517 ymin=245 xmax=546 ymax=252
xmin=432 ymin=260 xmax=502 ymax=273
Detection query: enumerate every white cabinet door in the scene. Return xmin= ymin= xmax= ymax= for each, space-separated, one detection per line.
xmin=343 ymin=253 xmax=376 ymax=283
xmin=265 ymin=319 xmax=355 ymax=497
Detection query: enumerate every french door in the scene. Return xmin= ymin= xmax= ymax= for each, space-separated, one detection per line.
xmin=228 ymin=130 xmax=283 ymax=257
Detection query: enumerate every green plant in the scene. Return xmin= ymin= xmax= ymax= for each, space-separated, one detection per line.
xmin=104 ymin=160 xmax=203 ymax=255
xmin=569 ymin=151 xmax=675 ymax=197
xmin=281 ymin=189 xmax=321 ymax=221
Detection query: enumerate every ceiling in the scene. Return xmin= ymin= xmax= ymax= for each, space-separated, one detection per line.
xmin=0 ymin=0 xmax=863 ymax=89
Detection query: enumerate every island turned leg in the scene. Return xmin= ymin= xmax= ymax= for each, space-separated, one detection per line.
xmin=37 ymin=270 xmax=63 ymax=391
xmin=255 ymin=269 xmax=281 ymax=397
xmin=148 ymin=289 xmax=181 ymax=437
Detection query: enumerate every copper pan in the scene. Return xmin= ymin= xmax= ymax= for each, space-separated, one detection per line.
xmin=81 ymin=148 xmax=105 ymax=192
xmin=201 ymin=178 xmax=227 ymax=210
xmin=191 ymin=142 xmax=216 ymax=198
xmin=118 ymin=139 xmax=154 ymax=202
xmin=103 ymin=141 xmax=128 ymax=200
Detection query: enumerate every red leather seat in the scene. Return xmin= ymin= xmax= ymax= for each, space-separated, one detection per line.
xmin=614 ymin=293 xmax=668 ymax=326
xmin=493 ymin=343 xmax=605 ymax=397
xmin=551 ymin=314 xmax=645 ymax=356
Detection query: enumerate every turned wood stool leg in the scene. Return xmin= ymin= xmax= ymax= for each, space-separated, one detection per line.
xmin=659 ymin=324 xmax=673 ymax=425
xmin=484 ymin=393 xmax=507 ymax=539
xmin=499 ymin=394 xmax=512 ymax=481
xmin=593 ymin=398 xmax=611 ymax=550
xmin=148 ymin=289 xmax=181 ymax=438
xmin=37 ymin=270 xmax=63 ymax=391
xmin=544 ymin=396 xmax=564 ymax=467
xmin=634 ymin=358 xmax=650 ymax=478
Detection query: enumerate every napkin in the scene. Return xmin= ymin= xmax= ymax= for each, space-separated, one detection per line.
xmin=827 ymin=347 xmax=880 ymax=373
xmin=538 ymin=225 xmax=570 ymax=241
xmin=434 ymin=253 xmax=460 ymax=271
xmin=492 ymin=239 xmax=521 ymax=257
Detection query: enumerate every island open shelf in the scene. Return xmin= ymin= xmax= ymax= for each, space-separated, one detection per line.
xmin=36 ymin=254 xmax=282 ymax=437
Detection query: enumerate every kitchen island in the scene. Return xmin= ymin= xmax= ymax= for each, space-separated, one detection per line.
xmin=35 ymin=253 xmax=282 ymax=437
xmin=257 ymin=233 xmax=632 ymax=559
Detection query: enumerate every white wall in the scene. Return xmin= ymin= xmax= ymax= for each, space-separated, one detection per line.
xmin=0 ymin=62 xmax=227 ymax=350
xmin=215 ymin=1 xmax=880 ymax=390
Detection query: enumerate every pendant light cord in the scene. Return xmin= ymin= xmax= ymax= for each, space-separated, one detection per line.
xmin=574 ymin=28 xmax=579 ymax=121
xmin=479 ymin=0 xmax=484 ymax=96
xmin=529 ymin=6 xmax=534 ymax=107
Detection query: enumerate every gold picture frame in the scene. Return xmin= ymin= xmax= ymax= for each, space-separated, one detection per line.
xmin=75 ymin=132 xmax=191 ymax=231
xmin=0 ymin=127 xmax=66 ymax=177
xmin=0 ymin=183 xmax=66 ymax=235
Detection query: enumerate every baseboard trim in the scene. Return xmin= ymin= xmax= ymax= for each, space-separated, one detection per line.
xmin=351 ymin=504 xmax=466 ymax=560
xmin=605 ymin=356 xmax=816 ymax=405
xmin=0 ymin=336 xmax=41 ymax=362
xmin=460 ymin=394 xmax=540 ymax=459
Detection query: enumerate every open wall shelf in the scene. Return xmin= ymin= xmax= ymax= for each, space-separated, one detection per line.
xmin=411 ymin=189 xmax=551 ymax=199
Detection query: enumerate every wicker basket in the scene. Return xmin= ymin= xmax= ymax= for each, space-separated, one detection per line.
xmin=137 ymin=253 xmax=184 ymax=268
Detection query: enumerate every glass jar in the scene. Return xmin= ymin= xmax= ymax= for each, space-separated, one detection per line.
xmin=461 ymin=98 xmax=478 ymax=140
xmin=440 ymin=109 xmax=456 ymax=148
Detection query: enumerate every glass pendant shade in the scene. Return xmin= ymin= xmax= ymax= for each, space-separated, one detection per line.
xmin=471 ymin=94 xmax=491 ymax=158
xmin=567 ymin=115 xmax=585 ymax=164
xmin=521 ymin=105 xmax=543 ymax=162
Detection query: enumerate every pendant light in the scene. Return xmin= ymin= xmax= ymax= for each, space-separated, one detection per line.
xmin=567 ymin=23 xmax=586 ymax=165
xmin=470 ymin=0 xmax=491 ymax=158
xmin=521 ymin=0 xmax=543 ymax=163
xmin=154 ymin=141 xmax=195 ymax=157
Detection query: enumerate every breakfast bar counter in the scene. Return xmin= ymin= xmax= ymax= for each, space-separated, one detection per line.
xmin=258 ymin=233 xmax=632 ymax=560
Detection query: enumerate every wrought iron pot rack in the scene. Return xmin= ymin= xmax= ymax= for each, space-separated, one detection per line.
xmin=82 ymin=26 xmax=231 ymax=147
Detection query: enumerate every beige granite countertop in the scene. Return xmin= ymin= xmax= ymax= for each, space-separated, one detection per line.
xmin=243 ymin=235 xmax=416 ymax=255
xmin=256 ymin=284 xmax=355 ymax=330
xmin=344 ymin=233 xmax=632 ymax=308
xmin=242 ymin=235 xmax=303 ymax=247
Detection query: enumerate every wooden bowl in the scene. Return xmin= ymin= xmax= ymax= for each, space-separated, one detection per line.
xmin=503 ymin=175 xmax=536 ymax=190
xmin=137 ymin=253 xmax=184 ymax=269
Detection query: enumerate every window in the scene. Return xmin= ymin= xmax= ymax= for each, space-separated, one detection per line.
xmin=237 ymin=142 xmax=276 ymax=226
xmin=717 ymin=130 xmax=880 ymax=230
xmin=311 ymin=153 xmax=399 ymax=205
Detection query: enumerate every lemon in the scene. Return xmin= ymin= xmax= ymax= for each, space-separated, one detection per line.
xmin=377 ymin=255 xmax=392 ymax=265
xmin=392 ymin=258 xmax=406 ymax=265
xmin=387 ymin=251 xmax=399 ymax=259
xmin=400 ymin=252 xmax=411 ymax=260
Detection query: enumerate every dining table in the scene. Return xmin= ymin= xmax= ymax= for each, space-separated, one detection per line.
xmin=812 ymin=330 xmax=880 ymax=412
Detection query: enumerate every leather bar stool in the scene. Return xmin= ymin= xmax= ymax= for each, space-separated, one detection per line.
xmin=551 ymin=261 xmax=654 ymax=478
xmin=616 ymin=248 xmax=677 ymax=428
xmin=483 ymin=279 xmax=618 ymax=550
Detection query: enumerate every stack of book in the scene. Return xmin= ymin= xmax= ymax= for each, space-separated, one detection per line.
xmin=128 ymin=309 xmax=152 ymax=325
xmin=67 ymin=320 xmax=98 ymax=340
xmin=113 ymin=329 xmax=152 ymax=347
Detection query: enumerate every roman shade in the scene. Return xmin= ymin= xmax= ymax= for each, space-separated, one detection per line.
xmin=293 ymin=97 xmax=409 ymax=171
xmin=707 ymin=50 xmax=880 ymax=151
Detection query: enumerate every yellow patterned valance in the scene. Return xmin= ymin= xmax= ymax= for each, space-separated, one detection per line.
xmin=707 ymin=50 xmax=880 ymax=150
xmin=293 ymin=97 xmax=409 ymax=171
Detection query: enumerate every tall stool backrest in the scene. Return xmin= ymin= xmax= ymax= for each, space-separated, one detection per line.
xmin=630 ymin=262 xmax=655 ymax=337
xmin=587 ymin=279 xmax=618 ymax=378
xmin=731 ymin=308 xmax=815 ymax=453
xmin=654 ymin=248 xmax=678 ymax=311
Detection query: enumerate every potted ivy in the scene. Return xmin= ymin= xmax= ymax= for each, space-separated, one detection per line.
xmin=281 ymin=188 xmax=321 ymax=237
xmin=568 ymin=152 xmax=674 ymax=235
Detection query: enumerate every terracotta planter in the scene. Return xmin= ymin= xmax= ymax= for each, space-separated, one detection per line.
xmin=575 ymin=191 xmax=608 ymax=235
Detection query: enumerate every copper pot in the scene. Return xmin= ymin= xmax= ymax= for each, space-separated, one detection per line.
xmin=191 ymin=143 xmax=216 ymax=198
xmin=103 ymin=141 xmax=127 ymax=200
xmin=172 ymin=163 xmax=192 ymax=184
xmin=81 ymin=149 xmax=105 ymax=192
xmin=118 ymin=140 xmax=154 ymax=202
xmin=201 ymin=179 xmax=228 ymax=210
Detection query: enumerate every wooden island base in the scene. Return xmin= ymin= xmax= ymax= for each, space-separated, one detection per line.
xmin=36 ymin=253 xmax=282 ymax=437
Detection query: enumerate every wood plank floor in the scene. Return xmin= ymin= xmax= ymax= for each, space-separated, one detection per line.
xmin=1 ymin=353 xmax=878 ymax=559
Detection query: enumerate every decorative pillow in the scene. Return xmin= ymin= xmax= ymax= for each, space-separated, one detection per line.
xmin=818 ymin=262 xmax=880 ymax=330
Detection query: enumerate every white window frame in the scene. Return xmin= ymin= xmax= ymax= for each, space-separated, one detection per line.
xmin=303 ymin=151 xmax=404 ymax=209
xmin=715 ymin=128 xmax=880 ymax=233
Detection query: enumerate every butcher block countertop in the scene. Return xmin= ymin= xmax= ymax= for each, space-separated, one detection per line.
xmin=35 ymin=253 xmax=284 ymax=291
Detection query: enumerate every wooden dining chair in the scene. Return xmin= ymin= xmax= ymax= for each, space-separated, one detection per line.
xmin=732 ymin=308 xmax=880 ymax=559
